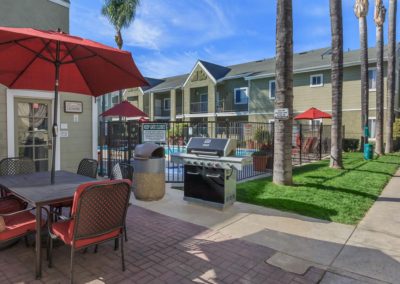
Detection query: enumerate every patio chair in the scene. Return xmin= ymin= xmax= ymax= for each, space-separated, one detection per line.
xmin=47 ymin=179 xmax=131 ymax=283
xmin=77 ymin=158 xmax=98 ymax=179
xmin=0 ymin=201 xmax=44 ymax=249
xmin=110 ymin=163 xmax=134 ymax=243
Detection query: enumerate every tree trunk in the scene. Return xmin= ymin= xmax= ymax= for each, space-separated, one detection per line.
xmin=359 ymin=17 xmax=369 ymax=150
xmin=385 ymin=0 xmax=397 ymax=153
xmin=330 ymin=0 xmax=343 ymax=169
xmin=375 ymin=24 xmax=384 ymax=155
xmin=273 ymin=0 xmax=293 ymax=185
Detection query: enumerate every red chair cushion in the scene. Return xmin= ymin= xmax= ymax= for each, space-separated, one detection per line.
xmin=0 ymin=212 xmax=36 ymax=241
xmin=52 ymin=220 xmax=120 ymax=249
xmin=0 ymin=198 xmax=24 ymax=214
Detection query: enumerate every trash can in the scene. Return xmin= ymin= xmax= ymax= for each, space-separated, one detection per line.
xmin=133 ymin=143 xmax=165 ymax=201
xmin=364 ymin=143 xmax=373 ymax=160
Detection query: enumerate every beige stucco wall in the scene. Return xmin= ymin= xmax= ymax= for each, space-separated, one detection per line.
xmin=59 ymin=93 xmax=93 ymax=172
xmin=0 ymin=0 xmax=69 ymax=32
xmin=249 ymin=78 xmax=275 ymax=114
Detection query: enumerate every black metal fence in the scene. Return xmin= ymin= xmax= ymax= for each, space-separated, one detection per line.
xmin=98 ymin=121 xmax=332 ymax=183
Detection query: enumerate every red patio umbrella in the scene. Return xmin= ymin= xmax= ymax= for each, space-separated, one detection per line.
xmin=0 ymin=27 xmax=148 ymax=183
xmin=294 ymin=107 xmax=332 ymax=120
xmin=100 ymin=100 xmax=148 ymax=119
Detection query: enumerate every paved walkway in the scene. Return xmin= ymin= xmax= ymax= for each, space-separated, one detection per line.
xmin=0 ymin=206 xmax=324 ymax=283
xmin=136 ymin=169 xmax=400 ymax=284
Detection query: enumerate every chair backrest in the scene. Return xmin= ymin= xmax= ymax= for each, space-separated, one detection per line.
xmin=77 ymin=159 xmax=98 ymax=178
xmin=0 ymin=157 xmax=36 ymax=176
xmin=110 ymin=163 xmax=134 ymax=181
xmin=70 ymin=180 xmax=131 ymax=241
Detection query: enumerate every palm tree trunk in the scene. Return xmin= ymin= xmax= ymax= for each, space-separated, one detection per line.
xmin=359 ymin=17 xmax=369 ymax=150
xmin=330 ymin=0 xmax=343 ymax=169
xmin=375 ymin=24 xmax=384 ymax=155
xmin=273 ymin=0 xmax=293 ymax=185
xmin=385 ymin=0 xmax=397 ymax=153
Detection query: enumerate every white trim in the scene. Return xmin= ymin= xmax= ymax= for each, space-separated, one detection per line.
xmin=233 ymin=87 xmax=249 ymax=105
xmin=268 ymin=80 xmax=276 ymax=99
xmin=92 ymin=97 xmax=98 ymax=160
xmin=163 ymin=98 xmax=171 ymax=111
xmin=182 ymin=61 xmax=217 ymax=87
xmin=7 ymin=89 xmax=61 ymax=170
xmin=216 ymin=73 xmax=253 ymax=83
xmin=310 ymin=74 xmax=324 ymax=87
xmin=48 ymin=0 xmax=70 ymax=8
xmin=154 ymin=116 xmax=171 ymax=120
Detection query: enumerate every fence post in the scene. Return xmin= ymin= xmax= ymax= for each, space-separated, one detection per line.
xmin=225 ymin=119 xmax=230 ymax=138
xmin=299 ymin=124 xmax=302 ymax=165
xmin=319 ymin=123 xmax=323 ymax=160
xmin=127 ymin=121 xmax=132 ymax=163
xmin=107 ymin=122 xmax=112 ymax=177
xmin=99 ymin=122 xmax=104 ymax=176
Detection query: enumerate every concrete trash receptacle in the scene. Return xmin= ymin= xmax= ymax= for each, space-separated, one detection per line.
xmin=133 ymin=143 xmax=165 ymax=201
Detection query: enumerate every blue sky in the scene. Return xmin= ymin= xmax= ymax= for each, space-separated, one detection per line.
xmin=71 ymin=0 xmax=398 ymax=78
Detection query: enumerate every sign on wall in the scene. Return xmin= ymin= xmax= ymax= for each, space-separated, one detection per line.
xmin=274 ymin=108 xmax=289 ymax=120
xmin=64 ymin=101 xmax=83 ymax=113
xmin=142 ymin=123 xmax=167 ymax=143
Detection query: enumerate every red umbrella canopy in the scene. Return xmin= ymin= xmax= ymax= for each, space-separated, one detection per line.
xmin=294 ymin=107 xmax=332 ymax=120
xmin=0 ymin=27 xmax=148 ymax=96
xmin=100 ymin=101 xmax=148 ymax=118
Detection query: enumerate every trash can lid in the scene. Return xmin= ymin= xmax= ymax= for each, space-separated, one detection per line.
xmin=134 ymin=143 xmax=165 ymax=159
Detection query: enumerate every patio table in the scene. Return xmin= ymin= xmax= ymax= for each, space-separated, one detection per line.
xmin=0 ymin=170 xmax=95 ymax=279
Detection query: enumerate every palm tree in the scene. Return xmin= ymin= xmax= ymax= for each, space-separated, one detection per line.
xmin=385 ymin=0 xmax=397 ymax=153
xmin=374 ymin=0 xmax=386 ymax=155
xmin=330 ymin=0 xmax=343 ymax=169
xmin=102 ymin=0 xmax=140 ymax=102
xmin=273 ymin=0 xmax=293 ymax=185
xmin=354 ymin=0 xmax=369 ymax=151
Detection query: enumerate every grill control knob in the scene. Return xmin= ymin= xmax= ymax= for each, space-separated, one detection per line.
xmin=214 ymin=163 xmax=221 ymax=168
xmin=207 ymin=162 xmax=212 ymax=167
xmin=199 ymin=162 xmax=204 ymax=166
xmin=193 ymin=161 xmax=198 ymax=165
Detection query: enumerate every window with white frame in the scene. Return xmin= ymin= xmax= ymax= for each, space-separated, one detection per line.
xmin=368 ymin=68 xmax=377 ymax=91
xmin=234 ymin=87 xmax=248 ymax=104
xmin=269 ymin=80 xmax=276 ymax=99
xmin=310 ymin=74 xmax=324 ymax=87
xmin=163 ymin=98 xmax=171 ymax=110
xmin=368 ymin=117 xmax=376 ymax=139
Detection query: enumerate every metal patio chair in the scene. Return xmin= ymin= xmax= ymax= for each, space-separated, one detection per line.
xmin=77 ymin=158 xmax=98 ymax=179
xmin=47 ymin=179 xmax=131 ymax=283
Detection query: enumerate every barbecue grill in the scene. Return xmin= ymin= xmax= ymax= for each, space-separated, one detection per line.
xmin=171 ymin=137 xmax=252 ymax=209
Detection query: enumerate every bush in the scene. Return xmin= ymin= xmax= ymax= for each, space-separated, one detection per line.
xmin=343 ymin=138 xmax=359 ymax=152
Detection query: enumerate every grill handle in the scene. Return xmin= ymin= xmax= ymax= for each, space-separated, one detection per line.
xmin=190 ymin=150 xmax=219 ymax=156
xmin=187 ymin=171 xmax=200 ymax=175
xmin=206 ymin=174 xmax=221 ymax=179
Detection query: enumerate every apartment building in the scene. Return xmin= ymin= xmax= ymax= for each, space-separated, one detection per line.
xmin=125 ymin=46 xmax=400 ymax=140
xmin=0 ymin=0 xmax=98 ymax=172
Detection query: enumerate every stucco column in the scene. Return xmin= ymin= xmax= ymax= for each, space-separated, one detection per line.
xmin=170 ymin=89 xmax=176 ymax=121
xmin=207 ymin=84 xmax=216 ymax=137
xmin=138 ymin=93 xmax=144 ymax=111
xmin=183 ymin=87 xmax=190 ymax=120
xmin=149 ymin=92 xmax=154 ymax=121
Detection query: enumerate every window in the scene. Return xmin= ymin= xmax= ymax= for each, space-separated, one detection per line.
xmin=310 ymin=74 xmax=324 ymax=87
xmin=269 ymin=80 xmax=276 ymax=99
xmin=368 ymin=68 xmax=377 ymax=91
xmin=368 ymin=117 xmax=376 ymax=139
xmin=234 ymin=87 xmax=248 ymax=104
xmin=163 ymin=98 xmax=171 ymax=110
xmin=111 ymin=94 xmax=119 ymax=105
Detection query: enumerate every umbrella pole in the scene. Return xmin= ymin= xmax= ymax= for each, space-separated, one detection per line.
xmin=51 ymin=41 xmax=61 ymax=184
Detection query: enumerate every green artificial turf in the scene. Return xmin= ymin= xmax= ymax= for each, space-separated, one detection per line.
xmin=237 ymin=152 xmax=400 ymax=224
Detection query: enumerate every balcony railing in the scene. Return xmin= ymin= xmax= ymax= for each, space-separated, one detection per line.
xmin=176 ymin=105 xmax=183 ymax=115
xmin=190 ymin=102 xmax=208 ymax=114
xmin=216 ymin=99 xmax=248 ymax=113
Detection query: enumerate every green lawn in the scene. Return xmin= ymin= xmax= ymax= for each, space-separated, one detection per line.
xmin=237 ymin=152 xmax=400 ymax=224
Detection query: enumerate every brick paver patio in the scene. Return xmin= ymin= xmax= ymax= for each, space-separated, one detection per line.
xmin=0 ymin=206 xmax=325 ymax=283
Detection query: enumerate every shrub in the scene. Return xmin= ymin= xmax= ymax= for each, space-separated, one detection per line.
xmin=343 ymin=138 xmax=359 ymax=152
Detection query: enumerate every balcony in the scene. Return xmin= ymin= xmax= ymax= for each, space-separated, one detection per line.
xmin=154 ymin=106 xmax=170 ymax=118
xmin=216 ymin=99 xmax=248 ymax=113
xmin=190 ymin=101 xmax=208 ymax=114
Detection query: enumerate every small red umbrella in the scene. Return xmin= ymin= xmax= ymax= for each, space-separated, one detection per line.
xmin=100 ymin=101 xmax=148 ymax=119
xmin=0 ymin=27 xmax=148 ymax=183
xmin=294 ymin=107 xmax=332 ymax=120
xmin=138 ymin=116 xmax=150 ymax=122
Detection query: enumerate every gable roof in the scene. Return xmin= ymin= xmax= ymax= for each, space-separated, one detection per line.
xmin=142 ymin=45 xmax=391 ymax=93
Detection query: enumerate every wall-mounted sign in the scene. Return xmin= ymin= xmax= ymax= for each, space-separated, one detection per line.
xmin=142 ymin=123 xmax=167 ymax=143
xmin=274 ymin=108 xmax=289 ymax=120
xmin=64 ymin=101 xmax=83 ymax=113
xmin=243 ymin=124 xmax=253 ymax=137
xmin=60 ymin=130 xmax=69 ymax=138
